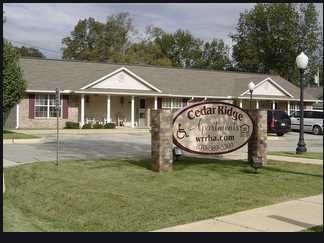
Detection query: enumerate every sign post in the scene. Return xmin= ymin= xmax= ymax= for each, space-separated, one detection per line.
xmin=55 ymin=88 xmax=60 ymax=167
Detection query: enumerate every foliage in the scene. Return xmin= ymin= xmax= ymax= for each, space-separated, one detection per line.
xmin=104 ymin=122 xmax=116 ymax=129
xmin=231 ymin=3 xmax=322 ymax=86
xmin=92 ymin=123 xmax=104 ymax=129
xmin=64 ymin=121 xmax=80 ymax=129
xmin=81 ymin=123 xmax=92 ymax=129
xmin=194 ymin=39 xmax=231 ymax=70
xmin=62 ymin=13 xmax=134 ymax=63
xmin=61 ymin=15 xmax=230 ymax=71
xmin=14 ymin=46 xmax=45 ymax=58
xmin=3 ymin=40 xmax=26 ymax=113
xmin=3 ymin=158 xmax=323 ymax=232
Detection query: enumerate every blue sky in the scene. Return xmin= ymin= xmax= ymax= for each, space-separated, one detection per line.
xmin=3 ymin=3 xmax=323 ymax=59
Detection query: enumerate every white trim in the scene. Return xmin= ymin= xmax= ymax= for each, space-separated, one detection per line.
xmin=106 ymin=95 xmax=111 ymax=123
xmin=16 ymin=104 xmax=20 ymax=129
xmin=287 ymin=101 xmax=290 ymax=115
xmin=79 ymin=67 xmax=162 ymax=93
xmin=26 ymin=90 xmax=320 ymax=102
xmin=81 ymin=94 xmax=85 ymax=127
xmin=26 ymin=90 xmax=72 ymax=93
xmin=272 ymin=100 xmax=276 ymax=110
xmin=240 ymin=77 xmax=293 ymax=97
xmin=154 ymin=97 xmax=158 ymax=109
xmin=131 ymin=96 xmax=135 ymax=128
xmin=256 ymin=100 xmax=259 ymax=109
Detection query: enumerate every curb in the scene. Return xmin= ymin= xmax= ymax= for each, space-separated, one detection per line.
xmin=3 ymin=138 xmax=44 ymax=144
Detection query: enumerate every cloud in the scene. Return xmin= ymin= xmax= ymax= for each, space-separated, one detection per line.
xmin=3 ymin=3 xmax=323 ymax=59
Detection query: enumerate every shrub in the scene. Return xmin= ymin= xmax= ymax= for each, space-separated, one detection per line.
xmin=104 ymin=123 xmax=116 ymax=129
xmin=64 ymin=121 xmax=80 ymax=129
xmin=93 ymin=123 xmax=104 ymax=129
xmin=82 ymin=123 xmax=92 ymax=129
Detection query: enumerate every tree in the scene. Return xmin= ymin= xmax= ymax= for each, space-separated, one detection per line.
xmin=231 ymin=3 xmax=322 ymax=86
xmin=194 ymin=39 xmax=231 ymax=70
xmin=62 ymin=13 xmax=135 ymax=63
xmin=15 ymin=46 xmax=45 ymax=58
xmin=298 ymin=3 xmax=322 ymax=86
xmin=155 ymin=29 xmax=203 ymax=68
xmin=3 ymin=40 xmax=26 ymax=113
xmin=62 ymin=17 xmax=104 ymax=61
xmin=124 ymin=26 xmax=172 ymax=66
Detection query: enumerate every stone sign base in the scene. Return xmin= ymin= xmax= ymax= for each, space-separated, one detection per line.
xmin=248 ymin=110 xmax=267 ymax=166
xmin=151 ymin=110 xmax=173 ymax=172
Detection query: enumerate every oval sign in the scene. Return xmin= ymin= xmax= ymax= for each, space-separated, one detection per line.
xmin=173 ymin=102 xmax=254 ymax=155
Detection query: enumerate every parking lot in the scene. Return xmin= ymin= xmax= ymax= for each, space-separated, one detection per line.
xmin=3 ymin=131 xmax=323 ymax=164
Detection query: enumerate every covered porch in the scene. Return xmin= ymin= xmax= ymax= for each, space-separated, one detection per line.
xmin=79 ymin=94 xmax=159 ymax=128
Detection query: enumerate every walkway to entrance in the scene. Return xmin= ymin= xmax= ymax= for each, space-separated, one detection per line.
xmin=153 ymin=194 xmax=323 ymax=232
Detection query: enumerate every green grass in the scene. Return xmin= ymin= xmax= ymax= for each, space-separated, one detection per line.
xmin=3 ymin=130 xmax=38 ymax=139
xmin=3 ymin=157 xmax=323 ymax=232
xmin=303 ymin=225 xmax=323 ymax=232
xmin=268 ymin=151 xmax=323 ymax=160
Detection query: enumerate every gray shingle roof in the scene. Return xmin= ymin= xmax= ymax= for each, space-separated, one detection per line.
xmin=19 ymin=58 xmax=318 ymax=101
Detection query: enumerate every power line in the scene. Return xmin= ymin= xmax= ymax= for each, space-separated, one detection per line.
xmin=8 ymin=39 xmax=62 ymax=55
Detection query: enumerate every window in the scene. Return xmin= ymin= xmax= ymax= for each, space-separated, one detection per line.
xmin=162 ymin=98 xmax=183 ymax=111
xmin=35 ymin=94 xmax=62 ymax=118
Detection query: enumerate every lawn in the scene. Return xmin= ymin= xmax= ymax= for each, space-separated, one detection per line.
xmin=268 ymin=151 xmax=323 ymax=160
xmin=3 ymin=157 xmax=323 ymax=232
xmin=3 ymin=130 xmax=38 ymax=139
xmin=303 ymin=225 xmax=323 ymax=232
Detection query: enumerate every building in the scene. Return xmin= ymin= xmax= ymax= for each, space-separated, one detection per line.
xmin=4 ymin=58 xmax=322 ymax=129
xmin=305 ymin=87 xmax=323 ymax=110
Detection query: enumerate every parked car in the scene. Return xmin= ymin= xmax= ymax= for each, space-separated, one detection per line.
xmin=290 ymin=110 xmax=323 ymax=135
xmin=267 ymin=110 xmax=291 ymax=136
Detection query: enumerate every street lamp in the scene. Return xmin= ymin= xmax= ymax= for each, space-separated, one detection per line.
xmin=248 ymin=81 xmax=256 ymax=110
xmin=296 ymin=52 xmax=308 ymax=154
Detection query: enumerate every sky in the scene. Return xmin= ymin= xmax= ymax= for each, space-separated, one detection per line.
xmin=3 ymin=3 xmax=323 ymax=59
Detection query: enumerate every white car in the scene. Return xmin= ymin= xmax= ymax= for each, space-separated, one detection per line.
xmin=290 ymin=110 xmax=323 ymax=135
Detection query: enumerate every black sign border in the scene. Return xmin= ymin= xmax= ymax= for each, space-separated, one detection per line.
xmin=172 ymin=101 xmax=255 ymax=155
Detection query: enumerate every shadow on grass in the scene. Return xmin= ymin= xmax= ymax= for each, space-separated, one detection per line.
xmin=124 ymin=156 xmax=250 ymax=171
xmin=262 ymin=166 xmax=323 ymax=178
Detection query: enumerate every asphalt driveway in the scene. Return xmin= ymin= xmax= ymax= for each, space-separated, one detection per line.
xmin=3 ymin=131 xmax=323 ymax=165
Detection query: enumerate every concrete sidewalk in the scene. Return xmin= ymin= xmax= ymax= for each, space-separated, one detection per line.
xmin=267 ymin=155 xmax=323 ymax=165
xmin=154 ymin=194 xmax=323 ymax=232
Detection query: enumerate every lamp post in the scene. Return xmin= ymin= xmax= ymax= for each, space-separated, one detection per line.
xmin=248 ymin=81 xmax=256 ymax=111
xmin=296 ymin=52 xmax=308 ymax=154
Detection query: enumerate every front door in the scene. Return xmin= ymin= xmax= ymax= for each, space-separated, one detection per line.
xmin=138 ymin=99 xmax=146 ymax=128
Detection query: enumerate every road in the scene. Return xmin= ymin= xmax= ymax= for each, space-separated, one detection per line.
xmin=3 ymin=131 xmax=323 ymax=164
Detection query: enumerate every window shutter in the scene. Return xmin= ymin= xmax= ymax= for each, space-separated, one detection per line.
xmin=29 ymin=94 xmax=35 ymax=119
xmin=157 ymin=97 xmax=162 ymax=109
xmin=63 ymin=95 xmax=68 ymax=119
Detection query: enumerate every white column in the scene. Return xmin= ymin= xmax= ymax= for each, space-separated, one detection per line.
xmin=287 ymin=101 xmax=290 ymax=115
xmin=106 ymin=95 xmax=111 ymax=122
xmin=154 ymin=96 xmax=158 ymax=109
xmin=256 ymin=100 xmax=259 ymax=109
xmin=81 ymin=94 xmax=85 ymax=127
xmin=272 ymin=100 xmax=276 ymax=110
xmin=239 ymin=100 xmax=243 ymax=108
xmin=131 ymin=96 xmax=135 ymax=128
xmin=16 ymin=103 xmax=20 ymax=129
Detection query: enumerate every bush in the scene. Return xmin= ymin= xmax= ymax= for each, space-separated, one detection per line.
xmin=104 ymin=123 xmax=116 ymax=129
xmin=82 ymin=123 xmax=92 ymax=129
xmin=64 ymin=121 xmax=80 ymax=129
xmin=93 ymin=123 xmax=104 ymax=129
